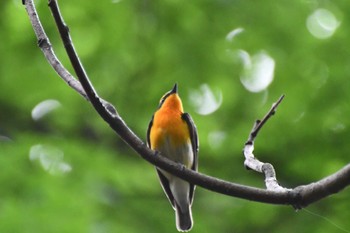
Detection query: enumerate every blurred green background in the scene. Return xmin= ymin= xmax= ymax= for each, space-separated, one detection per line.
xmin=1 ymin=0 xmax=350 ymax=232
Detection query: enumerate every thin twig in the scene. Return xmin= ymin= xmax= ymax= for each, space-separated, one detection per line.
xmin=22 ymin=0 xmax=87 ymax=99
xmin=243 ymin=95 xmax=289 ymax=192
xmin=48 ymin=0 xmax=96 ymax=99
xmin=47 ymin=0 xmax=119 ymax=117
xmin=246 ymin=95 xmax=285 ymax=145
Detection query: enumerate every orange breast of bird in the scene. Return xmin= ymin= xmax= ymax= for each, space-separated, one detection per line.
xmin=151 ymin=109 xmax=189 ymax=149
xmin=150 ymin=95 xmax=190 ymax=152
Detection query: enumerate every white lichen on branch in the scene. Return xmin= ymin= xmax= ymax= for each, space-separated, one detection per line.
xmin=243 ymin=95 xmax=291 ymax=192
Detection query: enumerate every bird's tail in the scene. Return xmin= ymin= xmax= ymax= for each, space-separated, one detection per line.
xmin=175 ymin=204 xmax=193 ymax=232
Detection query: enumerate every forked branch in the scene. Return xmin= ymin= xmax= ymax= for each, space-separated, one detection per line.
xmin=23 ymin=0 xmax=350 ymax=209
xmin=243 ymin=95 xmax=291 ymax=192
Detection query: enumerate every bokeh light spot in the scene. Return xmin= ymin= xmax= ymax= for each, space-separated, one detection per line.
xmin=226 ymin=27 xmax=244 ymax=42
xmin=31 ymin=99 xmax=61 ymax=121
xmin=306 ymin=8 xmax=341 ymax=39
xmin=29 ymin=144 xmax=72 ymax=175
xmin=189 ymin=84 xmax=223 ymax=115
xmin=0 ymin=135 xmax=12 ymax=142
xmin=331 ymin=123 xmax=346 ymax=133
xmin=207 ymin=131 xmax=226 ymax=149
xmin=238 ymin=50 xmax=275 ymax=93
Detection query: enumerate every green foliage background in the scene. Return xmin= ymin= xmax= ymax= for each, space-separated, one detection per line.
xmin=1 ymin=0 xmax=350 ymax=232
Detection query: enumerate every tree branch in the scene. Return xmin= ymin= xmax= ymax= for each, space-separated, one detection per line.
xmin=294 ymin=163 xmax=350 ymax=208
xmin=23 ymin=0 xmax=87 ymax=100
xmin=243 ymin=95 xmax=291 ymax=192
xmin=23 ymin=0 xmax=350 ymax=209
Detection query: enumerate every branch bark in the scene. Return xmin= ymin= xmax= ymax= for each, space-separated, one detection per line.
xmin=243 ymin=95 xmax=291 ymax=192
xmin=23 ymin=0 xmax=350 ymax=209
xmin=23 ymin=0 xmax=87 ymax=99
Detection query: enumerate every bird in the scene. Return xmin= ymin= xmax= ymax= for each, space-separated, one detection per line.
xmin=147 ymin=83 xmax=199 ymax=232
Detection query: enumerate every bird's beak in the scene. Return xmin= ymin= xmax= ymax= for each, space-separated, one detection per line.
xmin=171 ymin=83 xmax=178 ymax=94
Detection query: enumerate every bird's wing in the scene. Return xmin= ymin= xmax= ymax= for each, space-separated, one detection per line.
xmin=156 ymin=168 xmax=176 ymax=208
xmin=182 ymin=113 xmax=199 ymax=170
xmin=182 ymin=112 xmax=199 ymax=205
xmin=146 ymin=115 xmax=154 ymax=147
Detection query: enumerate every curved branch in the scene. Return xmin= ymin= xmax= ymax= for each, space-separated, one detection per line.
xmin=23 ymin=0 xmax=87 ymax=99
xmin=23 ymin=0 xmax=350 ymax=209
xmin=295 ymin=164 xmax=350 ymax=208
